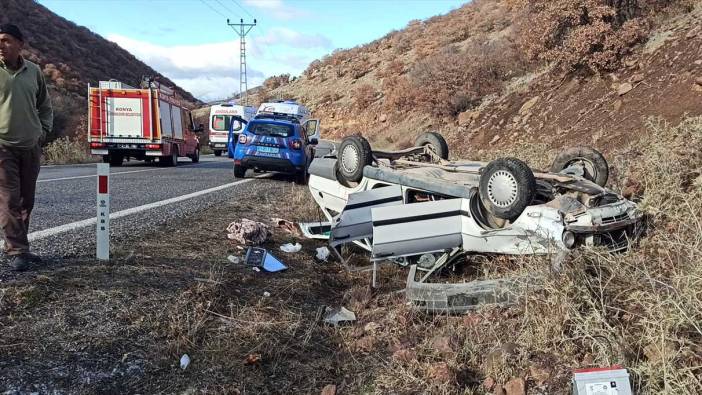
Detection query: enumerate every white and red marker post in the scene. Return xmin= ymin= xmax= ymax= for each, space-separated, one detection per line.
xmin=97 ymin=163 xmax=110 ymax=260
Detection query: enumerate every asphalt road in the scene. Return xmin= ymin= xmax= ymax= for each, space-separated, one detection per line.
xmin=3 ymin=155 xmax=276 ymax=261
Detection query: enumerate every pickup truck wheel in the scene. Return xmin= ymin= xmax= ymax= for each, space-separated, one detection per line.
xmin=414 ymin=131 xmax=449 ymax=160
xmin=550 ymin=146 xmax=608 ymax=187
xmin=233 ymin=165 xmax=246 ymax=178
xmin=109 ymin=154 xmax=123 ymax=167
xmin=338 ymin=135 xmax=372 ymax=183
xmin=479 ymin=158 xmax=536 ymax=221
xmin=214 ymin=150 xmax=222 ymax=157
xmin=191 ymin=147 xmax=200 ymax=163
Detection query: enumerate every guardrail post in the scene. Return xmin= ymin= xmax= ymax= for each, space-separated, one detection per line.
xmin=97 ymin=163 xmax=110 ymax=260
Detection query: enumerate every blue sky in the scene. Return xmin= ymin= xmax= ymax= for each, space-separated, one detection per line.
xmin=39 ymin=0 xmax=467 ymax=101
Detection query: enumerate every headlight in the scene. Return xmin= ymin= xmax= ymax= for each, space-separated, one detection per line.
xmin=562 ymin=231 xmax=576 ymax=249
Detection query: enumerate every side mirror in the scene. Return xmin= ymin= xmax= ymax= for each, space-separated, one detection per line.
xmin=194 ymin=123 xmax=205 ymax=134
xmin=309 ymin=137 xmax=319 ymax=145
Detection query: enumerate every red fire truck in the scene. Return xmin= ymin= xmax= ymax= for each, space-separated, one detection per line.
xmin=88 ymin=79 xmax=202 ymax=166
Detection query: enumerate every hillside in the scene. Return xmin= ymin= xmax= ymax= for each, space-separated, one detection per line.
xmin=249 ymin=0 xmax=701 ymax=157
xmin=0 ymin=0 xmax=198 ymax=140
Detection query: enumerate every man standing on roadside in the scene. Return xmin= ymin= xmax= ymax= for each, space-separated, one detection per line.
xmin=0 ymin=24 xmax=52 ymax=271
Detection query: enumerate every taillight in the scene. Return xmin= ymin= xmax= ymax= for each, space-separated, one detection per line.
xmin=238 ymin=134 xmax=247 ymax=144
xmin=145 ymin=144 xmax=161 ymax=150
xmin=90 ymin=142 xmax=105 ymax=149
xmin=291 ymin=139 xmax=302 ymax=150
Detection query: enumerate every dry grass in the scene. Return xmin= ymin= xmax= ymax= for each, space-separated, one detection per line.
xmin=42 ymin=136 xmax=98 ymax=165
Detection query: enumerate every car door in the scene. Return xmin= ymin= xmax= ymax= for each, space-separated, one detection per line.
xmin=370 ymin=198 xmax=471 ymax=260
xmin=227 ymin=115 xmax=248 ymax=158
xmin=330 ymin=185 xmax=403 ymax=247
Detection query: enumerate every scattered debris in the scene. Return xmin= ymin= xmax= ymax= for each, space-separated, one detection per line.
xmin=323 ymin=306 xmax=356 ymax=325
xmin=315 ymin=246 xmax=331 ymax=261
xmin=320 ymin=384 xmax=337 ymax=395
xmin=244 ymin=353 xmax=261 ymax=366
xmin=279 ymin=242 xmax=302 ymax=253
xmin=263 ymin=291 xmax=271 ymax=297
xmin=244 ymin=247 xmax=288 ymax=272
xmin=180 ymin=354 xmax=190 ymax=370
xmin=299 ymin=222 xmax=331 ymax=240
xmin=252 ymin=267 xmax=261 ymax=272
xmin=271 ymin=217 xmax=302 ymax=237
xmin=572 ymin=366 xmax=632 ymax=395
xmin=227 ymin=219 xmax=270 ymax=245
xmin=227 ymin=255 xmax=241 ymax=264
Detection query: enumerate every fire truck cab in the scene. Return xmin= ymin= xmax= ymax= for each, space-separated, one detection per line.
xmin=88 ymin=79 xmax=202 ymax=166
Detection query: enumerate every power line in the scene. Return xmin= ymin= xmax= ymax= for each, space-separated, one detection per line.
xmin=230 ymin=0 xmax=255 ymax=19
xmin=227 ymin=18 xmax=257 ymax=105
xmin=212 ymin=0 xmax=240 ymax=18
xmin=198 ymin=0 xmax=229 ymax=19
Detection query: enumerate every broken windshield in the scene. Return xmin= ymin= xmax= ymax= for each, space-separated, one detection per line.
xmin=248 ymin=122 xmax=294 ymax=137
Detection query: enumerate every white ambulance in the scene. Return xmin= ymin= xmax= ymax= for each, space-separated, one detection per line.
xmin=208 ymin=103 xmax=256 ymax=156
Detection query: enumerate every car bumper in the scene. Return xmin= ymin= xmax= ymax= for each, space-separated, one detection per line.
xmin=238 ymin=156 xmax=304 ymax=173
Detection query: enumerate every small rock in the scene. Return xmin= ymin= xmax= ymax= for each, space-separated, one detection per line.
xmin=617 ymin=82 xmax=633 ymax=96
xmin=686 ymin=30 xmax=698 ymax=40
xmin=483 ymin=376 xmax=496 ymax=390
xmin=458 ymin=110 xmax=480 ymax=125
xmin=519 ymin=96 xmax=539 ymax=115
xmin=379 ymin=114 xmax=387 ymax=123
xmin=613 ymin=100 xmax=623 ymax=112
xmin=694 ymin=59 xmax=702 ymax=65
xmin=321 ymin=384 xmax=336 ymax=395
xmin=504 ymin=377 xmax=526 ymax=395
xmin=624 ymin=59 xmax=638 ymax=68
xmin=263 ymin=291 xmax=271 ymax=297
xmin=630 ymin=73 xmax=644 ymax=83
xmin=427 ymin=362 xmax=454 ymax=384
xmin=694 ymin=84 xmax=702 ymax=93
xmin=489 ymin=135 xmax=501 ymax=145
xmin=695 ymin=76 xmax=702 ymax=86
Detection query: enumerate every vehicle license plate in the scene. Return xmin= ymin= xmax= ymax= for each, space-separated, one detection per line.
xmin=257 ymin=146 xmax=279 ymax=154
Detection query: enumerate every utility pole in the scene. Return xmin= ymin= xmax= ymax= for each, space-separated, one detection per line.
xmin=227 ymin=18 xmax=256 ymax=105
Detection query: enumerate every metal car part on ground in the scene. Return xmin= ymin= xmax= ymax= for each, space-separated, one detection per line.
xmin=303 ymin=132 xmax=644 ymax=312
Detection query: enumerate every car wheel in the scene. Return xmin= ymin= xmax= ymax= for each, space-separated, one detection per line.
xmin=337 ymin=135 xmax=372 ymax=183
xmin=234 ymin=164 xmax=246 ymax=178
xmin=479 ymin=158 xmax=536 ymax=221
xmin=191 ymin=146 xmax=200 ymax=163
xmin=294 ymin=170 xmax=309 ymax=185
xmin=214 ymin=150 xmax=222 ymax=157
xmin=550 ymin=146 xmax=608 ymax=187
xmin=414 ymin=131 xmax=449 ymax=160
xmin=109 ymin=154 xmax=123 ymax=167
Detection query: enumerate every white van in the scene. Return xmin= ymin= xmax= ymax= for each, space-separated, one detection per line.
xmin=208 ymin=103 xmax=256 ymax=156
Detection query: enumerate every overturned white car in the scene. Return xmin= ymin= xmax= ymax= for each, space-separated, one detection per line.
xmin=304 ymin=132 xmax=644 ymax=312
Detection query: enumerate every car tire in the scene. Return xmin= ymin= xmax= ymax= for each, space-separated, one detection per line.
xmin=294 ymin=169 xmax=309 ymax=185
xmin=337 ymin=135 xmax=372 ymax=183
xmin=233 ymin=165 xmax=246 ymax=178
xmin=479 ymin=158 xmax=536 ymax=221
xmin=191 ymin=146 xmax=200 ymax=163
xmin=214 ymin=150 xmax=222 ymax=157
xmin=109 ymin=154 xmax=123 ymax=167
xmin=550 ymin=146 xmax=608 ymax=187
xmin=414 ymin=131 xmax=449 ymax=160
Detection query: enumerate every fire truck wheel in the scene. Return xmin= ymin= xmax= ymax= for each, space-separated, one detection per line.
xmin=109 ymin=154 xmax=123 ymax=167
xmin=214 ymin=150 xmax=222 ymax=157
xmin=171 ymin=146 xmax=178 ymax=167
xmin=191 ymin=147 xmax=200 ymax=163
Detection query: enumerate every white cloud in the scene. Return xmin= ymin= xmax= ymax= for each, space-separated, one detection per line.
xmin=107 ymin=31 xmax=330 ymax=102
xmin=243 ymin=0 xmax=310 ymax=20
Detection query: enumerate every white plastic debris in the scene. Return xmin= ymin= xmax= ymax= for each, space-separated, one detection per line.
xmin=316 ymin=246 xmax=331 ymax=262
xmin=252 ymin=267 xmax=261 ymax=272
xmin=279 ymin=243 xmax=302 ymax=253
xmin=323 ymin=306 xmax=356 ymax=325
xmin=227 ymin=255 xmax=241 ymax=264
xmin=263 ymin=291 xmax=271 ymax=297
xmin=180 ymin=354 xmax=190 ymax=370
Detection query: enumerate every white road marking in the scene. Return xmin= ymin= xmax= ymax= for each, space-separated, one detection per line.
xmin=37 ymin=168 xmax=161 ymax=183
xmin=37 ymin=161 xmax=227 ymax=183
xmin=23 ymin=176 xmax=262 ymax=244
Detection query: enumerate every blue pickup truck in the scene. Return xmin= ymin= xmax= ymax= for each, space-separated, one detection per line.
xmin=228 ymin=107 xmax=320 ymax=184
